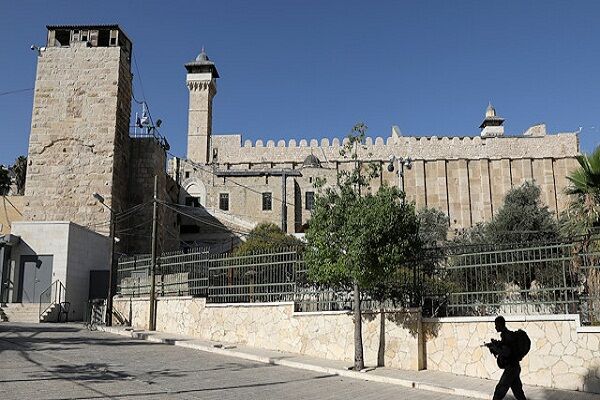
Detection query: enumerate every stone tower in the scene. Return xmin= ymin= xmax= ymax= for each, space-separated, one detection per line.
xmin=185 ymin=49 xmax=219 ymax=164
xmin=23 ymin=25 xmax=132 ymax=234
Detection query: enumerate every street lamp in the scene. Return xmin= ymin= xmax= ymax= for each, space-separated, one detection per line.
xmin=92 ymin=192 xmax=118 ymax=326
xmin=387 ymin=156 xmax=412 ymax=193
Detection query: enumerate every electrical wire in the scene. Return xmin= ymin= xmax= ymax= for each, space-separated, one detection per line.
xmin=0 ymin=88 xmax=33 ymax=97
xmin=131 ymin=51 xmax=147 ymax=104
xmin=115 ymin=218 xmax=153 ymax=234
xmin=115 ymin=201 xmax=153 ymax=221
xmin=159 ymin=200 xmax=253 ymax=237
xmin=168 ymin=151 xmax=297 ymax=207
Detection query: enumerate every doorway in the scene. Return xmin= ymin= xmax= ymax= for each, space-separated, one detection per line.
xmin=18 ymin=255 xmax=53 ymax=303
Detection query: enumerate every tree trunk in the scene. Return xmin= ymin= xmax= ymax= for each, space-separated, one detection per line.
xmin=353 ymin=281 xmax=364 ymax=371
xmin=377 ymin=306 xmax=385 ymax=367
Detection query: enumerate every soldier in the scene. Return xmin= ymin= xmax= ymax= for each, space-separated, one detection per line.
xmin=486 ymin=316 xmax=527 ymax=400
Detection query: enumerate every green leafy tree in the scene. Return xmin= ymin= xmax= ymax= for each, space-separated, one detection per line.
xmin=0 ymin=165 xmax=10 ymax=195
xmin=305 ymin=123 xmax=422 ymax=371
xmin=417 ymin=207 xmax=449 ymax=247
xmin=486 ymin=181 xmax=559 ymax=244
xmin=12 ymin=156 xmax=27 ymax=195
xmin=447 ymin=182 xmax=562 ymax=313
xmin=233 ymin=222 xmax=303 ymax=255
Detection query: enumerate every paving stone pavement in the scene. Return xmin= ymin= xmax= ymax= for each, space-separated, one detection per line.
xmin=100 ymin=325 xmax=600 ymax=400
xmin=0 ymin=323 xmax=472 ymax=400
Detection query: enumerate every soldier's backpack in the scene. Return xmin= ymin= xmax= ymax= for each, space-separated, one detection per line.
xmin=512 ymin=329 xmax=531 ymax=361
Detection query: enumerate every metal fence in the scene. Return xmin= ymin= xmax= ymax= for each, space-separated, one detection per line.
xmin=422 ymin=239 xmax=600 ymax=325
xmin=116 ymin=239 xmax=600 ymax=325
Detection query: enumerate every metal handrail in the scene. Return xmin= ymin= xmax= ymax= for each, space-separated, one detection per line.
xmin=38 ymin=280 xmax=66 ymax=321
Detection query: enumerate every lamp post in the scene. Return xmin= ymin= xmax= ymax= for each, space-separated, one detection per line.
xmin=92 ymin=192 xmax=117 ymax=326
xmin=387 ymin=156 xmax=412 ymax=195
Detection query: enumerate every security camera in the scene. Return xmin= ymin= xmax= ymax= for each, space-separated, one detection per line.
xmin=30 ymin=44 xmax=42 ymax=56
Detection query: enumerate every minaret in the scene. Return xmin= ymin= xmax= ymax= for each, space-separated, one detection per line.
xmin=479 ymin=102 xmax=505 ymax=138
xmin=185 ymin=49 xmax=219 ymax=164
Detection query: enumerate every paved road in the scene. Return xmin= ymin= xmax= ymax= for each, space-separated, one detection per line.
xmin=0 ymin=323 xmax=472 ymax=400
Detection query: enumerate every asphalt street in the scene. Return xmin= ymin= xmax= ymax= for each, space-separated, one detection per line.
xmin=0 ymin=323 xmax=473 ymax=400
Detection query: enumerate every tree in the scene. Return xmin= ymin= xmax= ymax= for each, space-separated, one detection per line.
xmin=447 ymin=182 xmax=562 ymax=313
xmin=233 ymin=222 xmax=303 ymax=255
xmin=0 ymin=165 xmax=10 ymax=195
xmin=417 ymin=207 xmax=449 ymax=247
xmin=486 ymin=181 xmax=559 ymax=244
xmin=305 ymin=123 xmax=422 ymax=370
xmin=12 ymin=156 xmax=27 ymax=195
xmin=451 ymin=181 xmax=559 ymax=247
xmin=561 ymin=147 xmax=600 ymax=238
xmin=561 ymin=147 xmax=600 ymax=324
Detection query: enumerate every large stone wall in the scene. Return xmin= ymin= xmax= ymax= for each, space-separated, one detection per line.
xmin=424 ymin=315 xmax=600 ymax=393
xmin=212 ymin=132 xmax=579 ymax=163
xmin=113 ymin=297 xmax=423 ymax=371
xmin=124 ymin=138 xmax=179 ymax=254
xmin=113 ymin=297 xmax=600 ymax=394
xmin=23 ymin=41 xmax=132 ymax=235
xmin=176 ymin=130 xmax=581 ymax=235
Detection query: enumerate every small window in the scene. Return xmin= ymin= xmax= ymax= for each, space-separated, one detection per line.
xmin=219 ymin=193 xmax=229 ymax=211
xmin=305 ymin=191 xmax=315 ymax=210
xmin=185 ymin=171 xmax=190 ymax=179
xmin=262 ymin=192 xmax=272 ymax=211
xmin=55 ymin=30 xmax=70 ymax=46
xmin=185 ymin=197 xmax=200 ymax=207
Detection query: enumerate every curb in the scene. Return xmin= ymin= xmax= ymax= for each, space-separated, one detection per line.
xmin=99 ymin=326 xmax=490 ymax=399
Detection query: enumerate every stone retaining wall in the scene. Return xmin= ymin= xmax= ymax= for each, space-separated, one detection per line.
xmin=113 ymin=296 xmax=600 ymax=393
xmin=424 ymin=315 xmax=600 ymax=393
xmin=113 ymin=296 xmax=422 ymax=370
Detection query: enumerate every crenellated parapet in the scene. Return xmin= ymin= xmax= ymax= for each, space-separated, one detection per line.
xmin=212 ymin=130 xmax=579 ymax=165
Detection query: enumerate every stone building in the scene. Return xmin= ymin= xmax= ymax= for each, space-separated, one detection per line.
xmin=172 ymin=52 xmax=580 ymax=246
xmin=22 ymin=24 xmax=177 ymax=254
xmin=0 ymin=25 xmax=178 ymax=314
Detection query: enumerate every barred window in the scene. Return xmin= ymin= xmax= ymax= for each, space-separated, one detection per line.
xmin=219 ymin=193 xmax=229 ymax=211
xmin=305 ymin=191 xmax=315 ymax=210
xmin=262 ymin=192 xmax=272 ymax=211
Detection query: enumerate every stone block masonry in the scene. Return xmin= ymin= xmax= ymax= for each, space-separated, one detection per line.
xmin=198 ymin=131 xmax=581 ymax=233
xmin=113 ymin=297 xmax=600 ymax=394
xmin=114 ymin=297 xmax=423 ymax=371
xmin=23 ymin=42 xmax=132 ymax=235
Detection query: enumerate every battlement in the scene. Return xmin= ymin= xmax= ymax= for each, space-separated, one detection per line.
xmin=211 ymin=127 xmax=579 ymax=165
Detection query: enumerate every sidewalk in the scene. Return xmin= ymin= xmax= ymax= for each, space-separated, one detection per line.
xmin=99 ymin=325 xmax=598 ymax=400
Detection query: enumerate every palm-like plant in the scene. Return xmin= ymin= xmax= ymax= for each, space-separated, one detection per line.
xmin=562 ymin=147 xmax=600 ymax=324
xmin=562 ymin=148 xmax=600 ymax=237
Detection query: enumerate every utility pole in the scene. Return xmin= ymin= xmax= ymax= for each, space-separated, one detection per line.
xmin=106 ymin=215 xmax=116 ymax=326
xmin=148 ymin=175 xmax=158 ymax=331
xmin=281 ymin=172 xmax=287 ymax=233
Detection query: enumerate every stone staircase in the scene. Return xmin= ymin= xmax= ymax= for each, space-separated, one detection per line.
xmin=0 ymin=303 xmax=59 ymax=323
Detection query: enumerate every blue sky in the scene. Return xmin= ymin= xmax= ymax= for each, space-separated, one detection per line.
xmin=1 ymin=1 xmax=599 ymax=166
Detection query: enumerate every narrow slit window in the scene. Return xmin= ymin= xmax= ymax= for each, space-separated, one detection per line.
xmin=262 ymin=192 xmax=272 ymax=211
xmin=305 ymin=191 xmax=315 ymax=210
xmin=219 ymin=193 xmax=229 ymax=211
